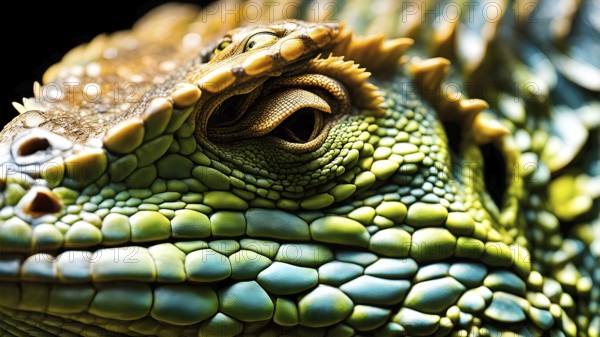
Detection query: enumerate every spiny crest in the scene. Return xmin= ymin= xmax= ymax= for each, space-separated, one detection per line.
xmin=430 ymin=19 xmax=457 ymax=58
xmin=331 ymin=24 xmax=413 ymax=74
xmin=12 ymin=82 xmax=45 ymax=114
xmin=409 ymin=57 xmax=509 ymax=144
xmin=12 ymin=102 xmax=27 ymax=114
xmin=307 ymin=55 xmax=384 ymax=115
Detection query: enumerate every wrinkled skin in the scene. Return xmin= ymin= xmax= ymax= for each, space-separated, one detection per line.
xmin=0 ymin=1 xmax=599 ymax=337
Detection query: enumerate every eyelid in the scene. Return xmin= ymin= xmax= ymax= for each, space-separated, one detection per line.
xmin=244 ymin=32 xmax=278 ymax=52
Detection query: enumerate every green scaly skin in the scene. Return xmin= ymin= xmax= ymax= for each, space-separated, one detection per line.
xmin=0 ymin=2 xmax=599 ymax=337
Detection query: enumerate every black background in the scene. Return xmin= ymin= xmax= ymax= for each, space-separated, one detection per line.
xmin=1 ymin=0 xmax=212 ymax=128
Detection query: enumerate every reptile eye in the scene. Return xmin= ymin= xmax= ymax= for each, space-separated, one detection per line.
xmin=244 ymin=32 xmax=278 ymax=52
xmin=214 ymin=38 xmax=232 ymax=54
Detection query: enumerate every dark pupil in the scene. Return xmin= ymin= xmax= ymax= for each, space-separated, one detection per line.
xmin=248 ymin=41 xmax=255 ymax=49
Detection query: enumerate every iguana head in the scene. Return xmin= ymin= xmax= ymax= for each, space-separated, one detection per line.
xmin=0 ymin=14 xmax=574 ymax=337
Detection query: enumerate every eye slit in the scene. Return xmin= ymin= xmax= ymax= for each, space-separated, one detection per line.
xmin=244 ymin=32 xmax=278 ymax=52
xmin=214 ymin=37 xmax=232 ymax=54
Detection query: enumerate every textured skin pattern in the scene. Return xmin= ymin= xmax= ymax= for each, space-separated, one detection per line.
xmin=0 ymin=1 xmax=599 ymax=336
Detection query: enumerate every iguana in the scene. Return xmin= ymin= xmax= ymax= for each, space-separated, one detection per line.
xmin=1 ymin=1 xmax=599 ymax=336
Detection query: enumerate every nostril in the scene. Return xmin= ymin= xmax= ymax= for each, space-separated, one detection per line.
xmin=11 ymin=129 xmax=73 ymax=166
xmin=18 ymin=187 xmax=62 ymax=218
xmin=17 ymin=137 xmax=51 ymax=156
xmin=28 ymin=190 xmax=61 ymax=214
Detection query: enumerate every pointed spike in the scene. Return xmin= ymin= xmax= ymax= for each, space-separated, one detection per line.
xmin=376 ymin=44 xmax=411 ymax=70
xmin=43 ymin=64 xmax=60 ymax=84
xmin=63 ymin=44 xmax=86 ymax=64
xmin=364 ymin=83 xmax=379 ymax=91
xmin=431 ymin=19 xmax=457 ymax=57
xmin=84 ymin=34 xmax=108 ymax=59
xmin=12 ymin=102 xmax=27 ymax=114
xmin=333 ymin=33 xmax=411 ymax=73
xmin=472 ymin=114 xmax=511 ymax=144
xmin=33 ymin=82 xmax=42 ymax=99
xmin=383 ymin=38 xmax=413 ymax=53
xmin=459 ymin=99 xmax=489 ymax=116
xmin=308 ymin=53 xmax=383 ymax=115
xmin=410 ymin=57 xmax=451 ymax=91
xmin=435 ymin=89 xmax=462 ymax=121
xmin=23 ymin=98 xmax=37 ymax=111
xmin=411 ymin=57 xmax=451 ymax=78
xmin=357 ymin=72 xmax=371 ymax=81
